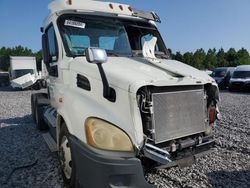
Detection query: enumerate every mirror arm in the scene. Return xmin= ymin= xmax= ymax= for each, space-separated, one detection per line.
xmin=97 ymin=63 xmax=110 ymax=98
xmin=97 ymin=64 xmax=116 ymax=102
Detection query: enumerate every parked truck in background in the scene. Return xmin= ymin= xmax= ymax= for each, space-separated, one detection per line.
xmin=9 ymin=56 xmax=46 ymax=90
xmin=211 ymin=67 xmax=235 ymax=90
xmin=229 ymin=65 xmax=250 ymax=91
xmin=32 ymin=0 xmax=220 ymax=187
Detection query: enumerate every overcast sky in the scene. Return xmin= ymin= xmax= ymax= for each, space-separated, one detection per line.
xmin=0 ymin=0 xmax=250 ymax=53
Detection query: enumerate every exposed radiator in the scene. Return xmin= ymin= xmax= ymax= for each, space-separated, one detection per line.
xmin=152 ymin=89 xmax=207 ymax=144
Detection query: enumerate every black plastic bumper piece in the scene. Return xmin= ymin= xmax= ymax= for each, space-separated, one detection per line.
xmin=69 ymin=136 xmax=156 ymax=188
xmin=156 ymin=139 xmax=215 ymax=169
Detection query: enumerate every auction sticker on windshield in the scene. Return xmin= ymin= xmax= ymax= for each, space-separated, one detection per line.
xmin=64 ymin=20 xmax=86 ymax=29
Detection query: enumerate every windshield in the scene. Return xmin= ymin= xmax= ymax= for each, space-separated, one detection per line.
xmin=58 ymin=14 xmax=169 ymax=58
xmin=211 ymin=69 xmax=227 ymax=77
xmin=14 ymin=69 xmax=34 ymax=78
xmin=232 ymin=71 xmax=250 ymax=79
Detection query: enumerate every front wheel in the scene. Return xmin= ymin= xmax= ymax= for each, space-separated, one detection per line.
xmin=31 ymin=94 xmax=36 ymax=122
xmin=59 ymin=124 xmax=76 ymax=188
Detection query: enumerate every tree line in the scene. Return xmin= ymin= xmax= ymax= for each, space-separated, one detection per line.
xmin=169 ymin=47 xmax=250 ymax=70
xmin=0 ymin=45 xmax=250 ymax=71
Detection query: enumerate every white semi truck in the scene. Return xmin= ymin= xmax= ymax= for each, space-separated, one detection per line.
xmin=32 ymin=0 xmax=220 ymax=187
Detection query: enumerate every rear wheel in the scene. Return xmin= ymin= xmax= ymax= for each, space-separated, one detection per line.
xmin=32 ymin=93 xmax=49 ymax=130
xmin=31 ymin=93 xmax=48 ymax=123
xmin=31 ymin=94 xmax=36 ymax=122
xmin=59 ymin=124 xmax=76 ymax=188
xmin=34 ymin=101 xmax=48 ymax=130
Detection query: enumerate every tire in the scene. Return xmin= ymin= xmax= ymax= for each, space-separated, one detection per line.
xmin=31 ymin=94 xmax=36 ymax=122
xmin=59 ymin=123 xmax=76 ymax=188
xmin=31 ymin=93 xmax=48 ymax=123
xmin=34 ymin=100 xmax=48 ymax=131
xmin=33 ymin=93 xmax=49 ymax=130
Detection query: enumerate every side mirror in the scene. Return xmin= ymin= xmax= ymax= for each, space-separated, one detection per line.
xmin=85 ymin=47 xmax=116 ymax=102
xmin=85 ymin=47 xmax=107 ymax=64
xmin=42 ymin=34 xmax=50 ymax=65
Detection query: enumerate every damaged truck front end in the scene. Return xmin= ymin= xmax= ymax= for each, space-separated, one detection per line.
xmin=137 ymin=83 xmax=219 ymax=168
xmin=38 ymin=0 xmax=222 ymax=187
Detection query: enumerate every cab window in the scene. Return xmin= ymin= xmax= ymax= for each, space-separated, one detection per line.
xmin=45 ymin=25 xmax=58 ymax=77
xmin=46 ymin=25 xmax=58 ymax=62
xmin=99 ymin=37 xmax=117 ymax=50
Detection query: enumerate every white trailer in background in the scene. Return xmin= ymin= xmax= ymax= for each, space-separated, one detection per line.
xmin=9 ymin=56 xmax=42 ymax=89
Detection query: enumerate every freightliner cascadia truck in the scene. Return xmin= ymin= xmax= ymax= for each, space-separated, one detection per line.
xmin=32 ymin=0 xmax=220 ymax=187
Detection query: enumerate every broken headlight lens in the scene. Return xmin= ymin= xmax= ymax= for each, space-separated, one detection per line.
xmin=85 ymin=118 xmax=134 ymax=152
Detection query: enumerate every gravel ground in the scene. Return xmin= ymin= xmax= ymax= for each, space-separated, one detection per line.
xmin=147 ymin=91 xmax=250 ymax=188
xmin=0 ymin=87 xmax=249 ymax=188
xmin=0 ymin=87 xmax=63 ymax=188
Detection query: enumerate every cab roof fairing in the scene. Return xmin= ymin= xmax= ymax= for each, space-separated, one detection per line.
xmin=43 ymin=0 xmax=160 ymax=28
xmin=48 ymin=0 xmax=133 ymax=16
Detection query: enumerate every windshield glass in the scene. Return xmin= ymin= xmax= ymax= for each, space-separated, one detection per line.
xmin=232 ymin=71 xmax=250 ymax=79
xmin=58 ymin=14 xmax=168 ymax=58
xmin=14 ymin=69 xmax=34 ymax=78
xmin=211 ymin=69 xmax=227 ymax=77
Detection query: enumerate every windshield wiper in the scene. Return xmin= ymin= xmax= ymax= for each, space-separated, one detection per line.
xmin=107 ymin=52 xmax=133 ymax=57
xmin=131 ymin=50 xmax=142 ymax=57
xmin=132 ymin=50 xmax=169 ymax=59
xmin=71 ymin=54 xmax=85 ymax=58
xmin=106 ymin=52 xmax=120 ymax=57
xmin=155 ymin=53 xmax=170 ymax=59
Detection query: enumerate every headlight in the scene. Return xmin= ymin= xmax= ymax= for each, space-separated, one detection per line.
xmin=85 ymin=118 xmax=134 ymax=152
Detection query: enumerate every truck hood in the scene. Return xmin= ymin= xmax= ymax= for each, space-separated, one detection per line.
xmin=72 ymin=57 xmax=215 ymax=93
xmin=101 ymin=57 xmax=215 ymax=92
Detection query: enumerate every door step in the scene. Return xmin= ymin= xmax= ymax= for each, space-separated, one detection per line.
xmin=42 ymin=132 xmax=58 ymax=152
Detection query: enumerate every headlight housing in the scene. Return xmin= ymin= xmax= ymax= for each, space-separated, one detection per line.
xmin=85 ymin=118 xmax=134 ymax=152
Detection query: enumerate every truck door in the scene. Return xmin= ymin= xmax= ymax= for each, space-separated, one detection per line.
xmin=44 ymin=24 xmax=59 ymax=108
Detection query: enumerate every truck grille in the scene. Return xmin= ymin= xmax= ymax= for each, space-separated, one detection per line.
xmin=152 ymin=89 xmax=206 ymax=144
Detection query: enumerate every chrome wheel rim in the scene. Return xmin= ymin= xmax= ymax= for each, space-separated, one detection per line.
xmin=60 ymin=136 xmax=72 ymax=179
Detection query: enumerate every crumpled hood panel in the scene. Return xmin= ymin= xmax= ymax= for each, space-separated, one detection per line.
xmin=102 ymin=57 xmax=214 ymax=91
xmin=71 ymin=57 xmax=215 ymax=92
